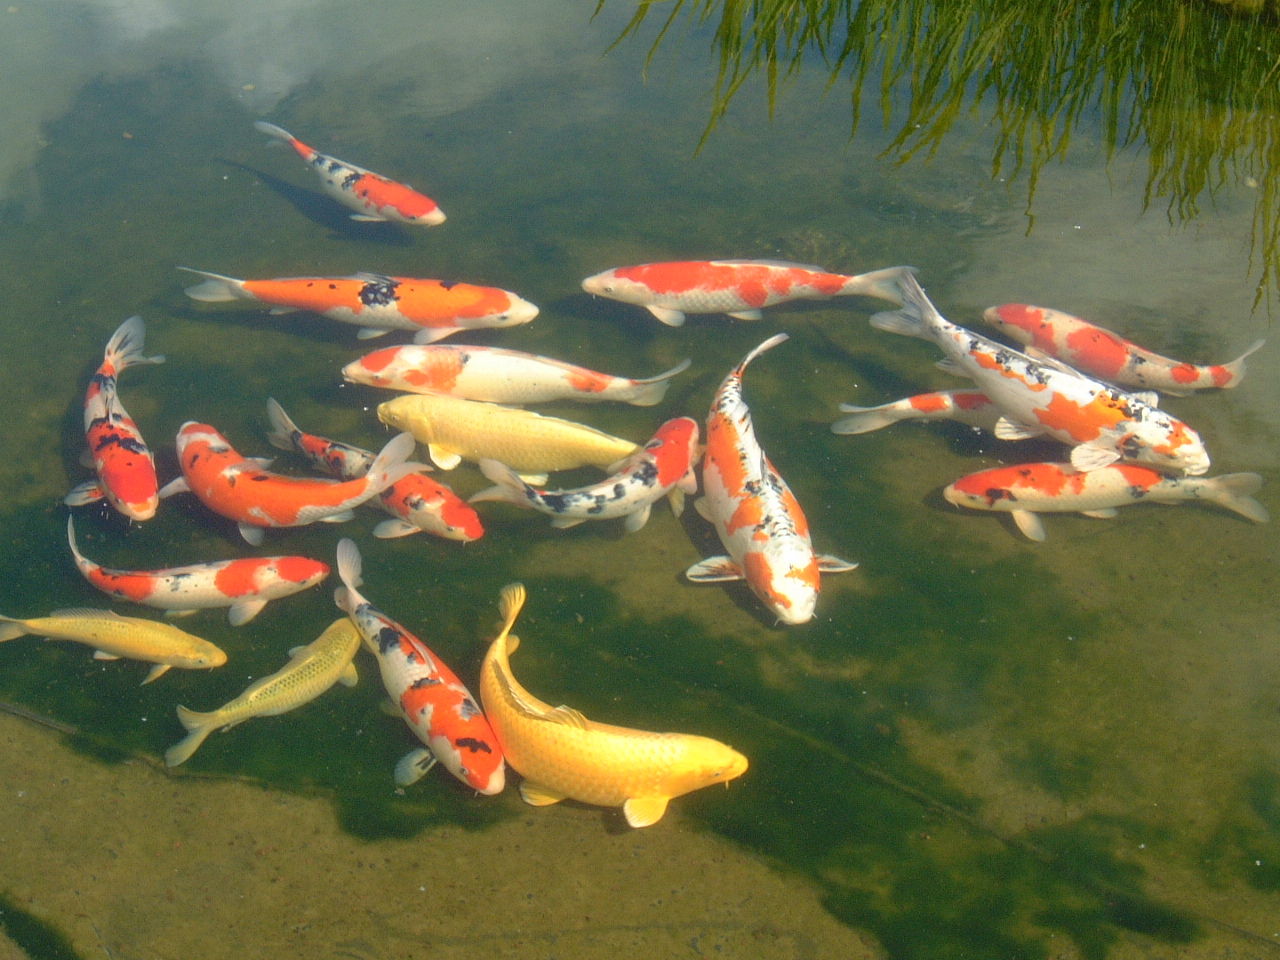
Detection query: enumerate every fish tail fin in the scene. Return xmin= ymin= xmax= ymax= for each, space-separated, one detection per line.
xmin=869 ymin=269 xmax=936 ymax=339
xmin=363 ymin=432 xmax=423 ymax=493
xmin=104 ymin=315 xmax=165 ymax=371
xmin=830 ymin=402 xmax=906 ymax=435
xmin=627 ymin=358 xmax=693 ymax=406
xmin=1200 ymin=472 xmax=1270 ymax=523
xmin=839 ymin=265 xmax=916 ymax=305
xmin=164 ymin=706 xmax=217 ymax=766
xmin=65 ymin=516 xmax=93 ymax=573
xmin=263 ymin=397 xmax=301 ymax=453
xmin=335 ymin=537 xmax=363 ymax=594
xmin=468 ymin=459 xmax=532 ymax=506
xmin=253 ymin=120 xmax=312 ymax=158
xmin=496 ymin=583 xmax=527 ymax=650
xmin=178 ymin=267 xmax=254 ymax=303
xmin=733 ymin=333 xmax=789 ymax=381
xmin=1219 ymin=338 xmax=1266 ymax=389
xmin=0 ymin=615 xmax=29 ymax=643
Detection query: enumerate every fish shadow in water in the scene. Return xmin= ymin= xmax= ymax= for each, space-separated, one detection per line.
xmin=218 ymin=159 xmax=412 ymax=247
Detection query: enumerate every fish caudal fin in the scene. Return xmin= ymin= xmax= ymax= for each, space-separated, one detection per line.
xmin=627 ymin=358 xmax=693 ymax=406
xmin=468 ymin=459 xmax=532 ymax=507
xmin=733 ymin=333 xmax=790 ymax=380
xmin=253 ymin=120 xmax=313 ymax=157
xmin=0 ymin=615 xmax=30 ymax=643
xmin=869 ymin=270 xmax=934 ymax=340
xmin=1220 ymin=339 xmax=1266 ymax=389
xmin=335 ymin=538 xmax=363 ymax=595
xmin=165 ymin=705 xmax=218 ymax=767
xmin=839 ymin=265 xmax=916 ymax=305
xmin=104 ymin=315 xmax=165 ymax=371
xmin=1200 ymin=472 xmax=1270 ymax=523
xmin=178 ymin=267 xmax=254 ymax=303
xmin=263 ymin=397 xmax=301 ymax=453
xmin=495 ymin=583 xmax=527 ymax=651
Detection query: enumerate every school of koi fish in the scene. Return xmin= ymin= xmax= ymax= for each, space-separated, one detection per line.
xmin=0 ymin=122 xmax=1268 ymax=827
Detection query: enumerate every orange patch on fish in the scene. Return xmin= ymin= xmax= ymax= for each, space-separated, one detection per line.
xmin=972 ymin=351 xmax=1048 ymax=390
xmin=1065 ymin=327 xmax=1128 ymax=377
xmin=565 ymin=369 xmax=614 ymax=394
xmin=743 ymin=552 xmax=792 ymax=613
xmin=1033 ymin=391 xmax=1127 ymax=441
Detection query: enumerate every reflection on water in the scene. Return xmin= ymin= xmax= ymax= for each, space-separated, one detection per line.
xmin=0 ymin=2 xmax=1278 ymax=959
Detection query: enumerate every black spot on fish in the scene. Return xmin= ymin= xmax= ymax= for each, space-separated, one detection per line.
xmin=376 ymin=625 xmax=401 ymax=654
xmin=411 ymin=676 xmax=443 ymax=689
xmin=631 ymin=460 xmax=659 ymax=485
xmin=985 ymin=487 xmax=1017 ymax=505
xmin=341 ymin=171 xmax=360 ymax=190
xmin=458 ymin=697 xmax=481 ymax=721
xmin=359 ymin=277 xmax=400 ymax=307
xmin=455 ymin=737 xmax=492 ymax=755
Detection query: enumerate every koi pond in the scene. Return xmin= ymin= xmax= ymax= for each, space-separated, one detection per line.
xmin=0 ymin=2 xmax=1277 ymax=958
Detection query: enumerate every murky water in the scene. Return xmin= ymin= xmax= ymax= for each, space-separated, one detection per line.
xmin=0 ymin=3 xmax=1276 ymax=959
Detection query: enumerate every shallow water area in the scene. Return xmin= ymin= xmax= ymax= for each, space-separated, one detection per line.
xmin=1 ymin=2 xmax=1278 ymax=959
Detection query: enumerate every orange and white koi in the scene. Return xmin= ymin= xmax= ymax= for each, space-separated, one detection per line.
xmin=342 ymin=344 xmax=691 ymax=406
xmin=0 ymin=608 xmax=225 ymax=684
xmin=943 ymin=461 xmax=1269 ymax=542
xmin=160 ymin=422 xmax=420 ymax=546
xmin=254 ymin=120 xmax=445 ymax=225
xmin=687 ymin=333 xmax=856 ymax=625
xmin=66 ymin=517 xmax=328 ymax=626
xmin=479 ymin=583 xmax=748 ymax=828
xmin=982 ymin=303 xmax=1265 ymax=395
xmin=581 ymin=260 xmax=908 ymax=326
xmin=334 ymin=538 xmax=504 ymax=794
xmin=872 ymin=273 xmax=1211 ymax=475
xmin=470 ymin=417 xmax=699 ymax=532
xmin=64 ymin=316 xmax=165 ymax=521
xmin=264 ymin=399 xmax=482 ymax=542
xmin=180 ymin=268 xmax=538 ymax=345
xmin=831 ymin=389 xmax=999 ymax=435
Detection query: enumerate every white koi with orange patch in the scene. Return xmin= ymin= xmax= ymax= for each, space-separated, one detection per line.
xmin=160 ymin=423 xmax=420 ymax=546
xmin=686 ymin=334 xmax=856 ymax=625
xmin=582 ymin=260 xmax=909 ymax=326
xmin=982 ymin=303 xmax=1264 ymax=395
xmin=872 ymin=273 xmax=1211 ymax=475
xmin=342 ymin=344 xmax=690 ymax=406
xmin=832 ymin=389 xmax=999 ymax=435
xmin=255 ymin=121 xmax=445 ymax=225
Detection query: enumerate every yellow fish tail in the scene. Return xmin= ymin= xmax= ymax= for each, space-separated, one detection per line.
xmin=165 ymin=705 xmax=218 ymax=767
xmin=497 ymin=583 xmax=526 ymax=651
xmin=0 ymin=615 xmax=29 ymax=643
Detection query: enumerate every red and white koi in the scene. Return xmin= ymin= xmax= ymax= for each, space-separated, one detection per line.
xmin=687 ymin=334 xmax=856 ymax=624
xmin=264 ymin=399 xmax=482 ymax=542
xmin=254 ymin=120 xmax=445 ymax=225
xmin=180 ymin=268 xmax=538 ymax=345
xmin=160 ymin=422 xmax=420 ymax=546
xmin=470 ymin=417 xmax=699 ymax=532
xmin=983 ymin=303 xmax=1265 ymax=395
xmin=66 ymin=517 xmax=328 ymax=626
xmin=65 ymin=316 xmax=165 ymax=521
xmin=342 ymin=344 xmax=691 ymax=407
xmin=872 ymin=273 xmax=1211 ymax=475
xmin=333 ymin=538 xmax=504 ymax=794
xmin=944 ymin=461 xmax=1269 ymax=542
xmin=582 ymin=260 xmax=909 ymax=326
xmin=832 ymin=389 xmax=999 ymax=435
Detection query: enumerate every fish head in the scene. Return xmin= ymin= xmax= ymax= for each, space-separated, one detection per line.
xmin=184 ymin=641 xmax=228 ymax=670
xmin=274 ymin=556 xmax=330 ymax=588
xmin=668 ymin=735 xmax=749 ymax=798
xmin=943 ymin=468 xmax=1023 ymax=511
xmin=648 ymin=417 xmax=700 ymax=487
xmin=1118 ymin=416 xmax=1211 ymax=477
xmin=744 ymin=546 xmax=821 ymax=625
xmin=982 ymin=304 xmax=1044 ymax=343
xmin=491 ymin=294 xmax=539 ymax=327
xmin=581 ymin=268 xmax=649 ymax=305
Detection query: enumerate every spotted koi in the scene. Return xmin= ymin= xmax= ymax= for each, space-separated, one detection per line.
xmin=832 ymin=389 xmax=998 ymax=435
xmin=64 ymin=316 xmax=165 ymax=521
xmin=254 ymin=120 xmax=445 ymax=225
xmin=334 ymin=538 xmax=504 ymax=794
xmin=180 ymin=268 xmax=538 ymax=345
xmin=264 ymin=399 xmax=482 ymax=542
xmin=582 ymin=260 xmax=910 ymax=326
xmin=983 ymin=303 xmax=1265 ymax=395
xmin=871 ymin=273 xmax=1211 ymax=475
xmin=686 ymin=333 xmax=856 ymax=625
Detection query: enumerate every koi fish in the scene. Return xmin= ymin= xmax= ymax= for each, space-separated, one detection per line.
xmin=342 ymin=344 xmax=691 ymax=406
xmin=263 ymin=399 xmax=482 ymax=542
xmin=254 ymin=120 xmax=445 ymax=225
xmin=179 ymin=268 xmax=538 ymax=345
xmin=334 ymin=538 xmax=504 ymax=794
xmin=983 ymin=303 xmax=1265 ymax=395
xmin=165 ymin=617 xmax=361 ymax=767
xmin=479 ymin=583 xmax=748 ymax=827
xmin=160 ymin=423 xmax=421 ymax=546
xmin=0 ymin=608 xmax=225 ymax=684
xmin=831 ymin=389 xmax=999 ymax=435
xmin=64 ymin=316 xmax=165 ymax=521
xmin=872 ymin=273 xmax=1211 ymax=475
xmin=687 ymin=333 xmax=856 ymax=625
xmin=377 ymin=393 xmax=640 ymax=479
xmin=581 ymin=260 xmax=909 ymax=326
xmin=469 ymin=417 xmax=699 ymax=532
xmin=943 ymin=462 xmax=1269 ymax=541
xmin=66 ymin=517 xmax=328 ymax=625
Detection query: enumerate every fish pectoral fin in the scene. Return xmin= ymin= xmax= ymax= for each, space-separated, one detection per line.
xmin=394 ymin=748 xmax=438 ymax=787
xmin=622 ymin=503 xmax=653 ymax=533
xmin=993 ymin=417 xmax=1045 ymax=442
xmin=622 ymin=796 xmax=670 ymax=828
xmin=685 ymin=556 xmax=744 ymax=583
xmin=93 ymin=650 xmax=121 ymax=660
xmin=78 ymin=448 xmax=96 ymax=469
xmin=157 ymin=476 xmax=190 ymax=498
xmin=1011 ymin=510 xmax=1047 ymax=542
xmin=692 ymin=496 xmax=715 ymax=523
xmin=646 ymin=305 xmax=686 ymax=327
xmin=666 ymin=487 xmax=686 ymax=518
xmin=1069 ymin=443 xmax=1121 ymax=472
xmin=142 ymin=663 xmax=172 ymax=684
xmin=817 ymin=554 xmax=859 ymax=574
xmin=427 ymin=444 xmax=463 ymax=470
xmin=372 ymin=518 xmax=422 ymax=539
xmin=63 ymin=481 xmax=105 ymax=507
xmin=1080 ymin=508 xmax=1118 ymax=519
xmin=934 ymin=357 xmax=968 ymax=376
xmin=519 ymin=782 xmax=566 ymax=807
xmin=378 ymin=699 xmax=402 ymax=718
xmin=227 ymin=599 xmax=268 ymax=627
xmin=337 ymin=662 xmax=359 ymax=687
xmin=726 ymin=309 xmax=763 ymax=321
xmin=238 ymin=523 xmax=266 ymax=547
xmin=541 ymin=704 xmax=589 ymax=729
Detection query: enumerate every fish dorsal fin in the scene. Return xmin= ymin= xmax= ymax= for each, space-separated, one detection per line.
xmin=50 ymin=608 xmax=126 ymax=621
xmin=352 ymin=271 xmax=395 ymax=284
xmin=542 ymin=704 xmax=589 ymax=728
xmin=1070 ymin=443 xmax=1121 ymax=472
xmin=623 ymin=796 xmax=670 ymax=828
xmin=993 ymin=417 xmax=1045 ymax=441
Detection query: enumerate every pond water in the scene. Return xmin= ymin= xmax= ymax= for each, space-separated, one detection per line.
xmin=0 ymin=3 xmax=1276 ymax=959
